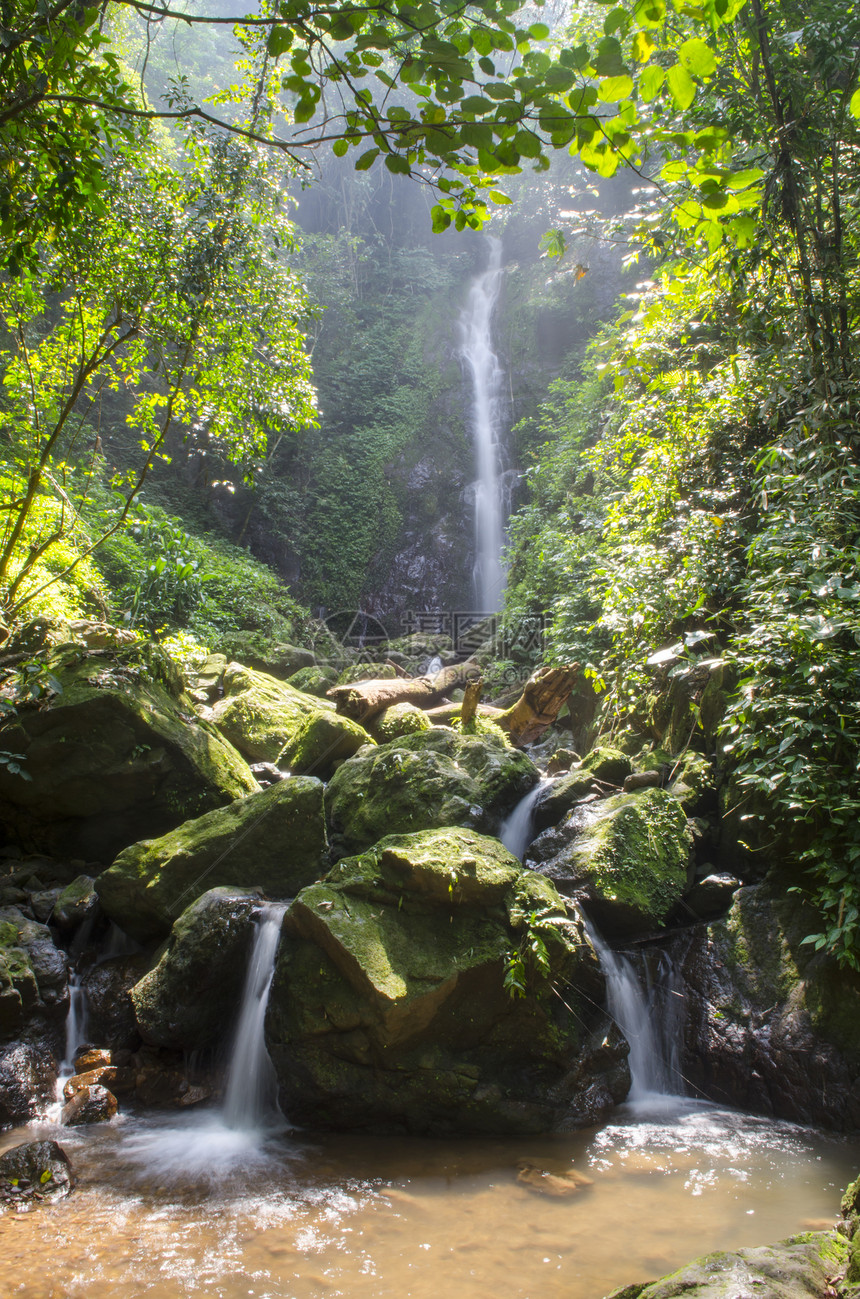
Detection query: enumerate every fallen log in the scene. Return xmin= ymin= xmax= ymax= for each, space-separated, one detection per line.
xmin=496 ymin=664 xmax=580 ymax=747
xmin=327 ymin=660 xmax=481 ymax=722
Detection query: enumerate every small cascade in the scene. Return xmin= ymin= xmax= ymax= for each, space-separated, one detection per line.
xmin=58 ymin=971 xmax=89 ymax=1084
xmin=586 ymin=922 xmax=684 ymax=1105
xmin=222 ymin=902 xmax=286 ymax=1131
xmin=499 ymin=778 xmax=553 ymax=861
xmin=460 ymin=235 xmax=508 ymax=614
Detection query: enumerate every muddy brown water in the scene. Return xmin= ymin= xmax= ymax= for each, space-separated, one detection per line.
xmin=1 ymin=1099 xmax=857 ymax=1298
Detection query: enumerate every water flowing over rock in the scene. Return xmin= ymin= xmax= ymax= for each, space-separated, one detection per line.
xmin=0 ymin=643 xmax=258 ymax=862
xmin=96 ymin=777 xmax=328 ymax=943
xmin=671 ymin=883 xmax=860 ymax=1130
xmin=131 ymin=889 xmax=260 ymax=1051
xmin=222 ymin=902 xmax=285 ymax=1131
xmin=267 ymin=827 xmax=628 ymax=1134
xmin=324 ymin=727 xmax=539 ymax=859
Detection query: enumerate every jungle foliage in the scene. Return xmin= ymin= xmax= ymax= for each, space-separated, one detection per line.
xmin=504 ymin=0 xmax=860 ymax=965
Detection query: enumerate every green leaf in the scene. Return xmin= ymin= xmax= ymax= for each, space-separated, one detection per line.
xmin=666 ymin=62 xmax=696 ymax=109
xmin=332 ymin=138 xmax=349 ymax=157
xmin=678 ymin=37 xmax=717 ymax=77
xmin=851 ymin=87 xmax=860 ymax=119
xmin=528 ymin=22 xmax=550 ymax=39
xmin=639 ymin=64 xmax=664 ymax=101
xmin=355 ymin=148 xmax=380 ymax=170
xmin=267 ymin=25 xmax=293 ymax=57
xmin=598 ymin=75 xmax=633 ymax=102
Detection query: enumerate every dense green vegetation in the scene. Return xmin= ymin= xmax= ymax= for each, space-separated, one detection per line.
xmin=1 ymin=0 xmax=859 ymax=970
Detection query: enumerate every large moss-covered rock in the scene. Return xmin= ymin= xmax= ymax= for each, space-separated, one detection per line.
xmin=671 ymin=884 xmax=860 ymax=1130
xmin=0 ymin=643 xmax=258 ymax=861
xmin=606 ymin=1231 xmax=848 ymax=1299
xmin=325 ymin=727 xmax=539 ymax=859
xmin=131 ymin=888 xmax=259 ymax=1050
xmin=209 ymin=663 xmax=331 ymax=762
xmin=286 ymin=665 xmax=338 ymax=698
xmin=527 ymin=788 xmax=692 ymax=938
xmin=532 ymin=772 xmax=599 ymax=835
xmin=580 ymin=746 xmax=633 ymax=786
xmin=0 ymin=907 xmax=67 ymax=1040
xmin=267 ymin=827 xmax=629 ymax=1135
xmin=96 ymin=777 xmax=328 ymax=943
xmin=280 ymin=711 xmax=373 ymax=780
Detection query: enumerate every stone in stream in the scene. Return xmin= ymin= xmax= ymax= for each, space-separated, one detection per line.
xmin=96 ymin=777 xmax=328 ymax=943
xmin=0 ymin=641 xmax=259 ymax=862
xmin=60 ymin=1082 xmax=117 ymax=1125
xmin=0 ymin=1140 xmax=74 ymax=1207
xmin=0 ymin=1042 xmax=57 ymax=1126
xmin=208 ymin=662 xmax=330 ymax=762
xmin=130 ymin=888 xmax=260 ymax=1050
xmin=51 ymin=874 xmax=99 ymax=936
xmin=324 ymin=727 xmax=539 ymax=859
xmin=603 ymin=1231 xmax=848 ymax=1299
xmin=267 ymin=826 xmax=629 ymax=1135
xmin=527 ymin=788 xmax=692 ymax=939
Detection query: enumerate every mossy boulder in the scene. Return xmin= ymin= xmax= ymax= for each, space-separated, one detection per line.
xmin=0 ymin=643 xmax=258 ymax=862
xmin=96 ymin=776 xmax=328 ymax=943
xmin=673 ymin=883 xmax=860 ymax=1130
xmin=528 ymin=788 xmax=692 ymax=938
xmin=131 ymin=888 xmax=260 ymax=1050
xmin=209 ymin=663 xmax=331 ymax=763
xmin=279 ymin=711 xmax=373 ymax=780
xmin=368 ymin=702 xmax=431 ymax=743
xmin=267 ymin=827 xmax=628 ymax=1134
xmin=580 ymin=746 xmax=633 ymax=786
xmin=0 ymin=1140 xmax=74 ymax=1205
xmin=286 ymin=665 xmax=339 ymax=698
xmin=324 ymin=727 xmax=539 ymax=859
xmin=669 ymin=751 xmax=716 ymax=815
xmin=334 ymin=661 xmax=398 ymax=686
xmin=0 ymin=907 xmax=68 ymax=1040
xmin=607 ymin=1231 xmax=848 ymax=1299
xmin=52 ymin=875 xmax=99 ymax=936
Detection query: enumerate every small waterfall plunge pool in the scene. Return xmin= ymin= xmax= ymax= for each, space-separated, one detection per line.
xmin=2 ymin=1100 xmax=859 ymax=1298
xmin=4 ymin=902 xmax=859 ymax=1297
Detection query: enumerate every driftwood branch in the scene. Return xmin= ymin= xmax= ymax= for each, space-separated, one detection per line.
xmin=496 ymin=664 xmax=580 ymax=747
xmin=327 ymin=661 xmax=480 ymax=721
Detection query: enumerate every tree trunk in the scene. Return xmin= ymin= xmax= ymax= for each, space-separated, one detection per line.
xmin=496 ymin=664 xmax=580 ymax=747
xmin=327 ymin=661 xmax=480 ymax=721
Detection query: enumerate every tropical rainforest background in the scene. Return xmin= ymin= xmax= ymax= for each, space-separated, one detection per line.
xmin=1 ymin=0 xmax=859 ymax=971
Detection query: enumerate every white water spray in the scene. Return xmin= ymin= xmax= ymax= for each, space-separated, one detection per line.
xmin=586 ymin=922 xmax=685 ymax=1107
xmin=58 ymin=971 xmax=88 ymax=1087
xmin=222 ymin=902 xmax=286 ymax=1131
xmin=499 ymin=778 xmax=553 ymax=861
xmin=460 ymin=235 xmax=508 ymax=614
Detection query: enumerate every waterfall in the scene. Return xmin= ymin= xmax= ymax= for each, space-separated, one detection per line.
xmin=499 ymin=778 xmax=552 ymax=861
xmin=586 ymin=922 xmax=684 ymax=1104
xmin=59 ymin=971 xmax=88 ymax=1082
xmin=222 ymin=902 xmax=286 ymax=1131
xmin=460 ymin=235 xmax=508 ymax=614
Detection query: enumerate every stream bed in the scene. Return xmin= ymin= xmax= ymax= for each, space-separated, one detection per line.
xmin=1 ymin=1099 xmax=858 ymax=1299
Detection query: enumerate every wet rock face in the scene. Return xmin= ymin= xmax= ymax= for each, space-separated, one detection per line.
xmin=60 ymin=1082 xmax=117 ymax=1126
xmin=0 ymin=906 xmax=68 ymax=1041
xmin=0 ymin=1042 xmax=57 ymax=1126
xmin=671 ymin=885 xmax=860 ymax=1130
xmin=96 ymin=776 xmax=328 ymax=943
xmin=130 ymin=888 xmax=259 ymax=1051
xmin=324 ymin=728 xmax=539 ymax=860
xmin=267 ymin=827 xmax=628 ymax=1135
xmin=0 ymin=1140 xmax=74 ymax=1207
xmin=527 ymin=788 xmax=692 ymax=940
xmin=0 ymin=643 xmax=259 ymax=862
xmin=81 ymin=955 xmax=149 ymax=1053
xmin=608 ymin=1231 xmax=848 ymax=1299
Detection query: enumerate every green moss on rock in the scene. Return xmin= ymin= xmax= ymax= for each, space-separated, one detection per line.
xmin=210 ymin=663 xmax=330 ymax=762
xmin=280 ymin=711 xmax=373 ymax=780
xmin=267 ymin=827 xmax=625 ymax=1134
xmin=286 ymin=665 xmax=339 ymax=697
xmin=96 ymin=776 xmax=328 ymax=943
xmin=580 ymin=746 xmax=633 ymax=786
xmin=324 ymin=727 xmax=539 ymax=859
xmin=369 ymin=703 xmax=431 ymax=743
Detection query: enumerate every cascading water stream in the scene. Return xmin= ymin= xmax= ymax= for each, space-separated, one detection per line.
xmin=460 ymin=235 xmax=508 ymax=614
xmin=222 ymin=901 xmax=286 ymax=1131
xmin=585 ymin=921 xmax=685 ymax=1107
xmin=59 ymin=972 xmax=89 ymax=1082
xmin=499 ymin=778 xmax=553 ymax=861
